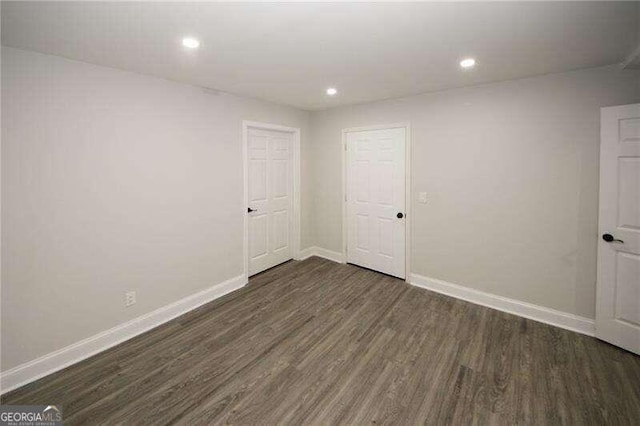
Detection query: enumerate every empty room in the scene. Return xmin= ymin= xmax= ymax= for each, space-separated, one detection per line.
xmin=1 ymin=1 xmax=639 ymax=424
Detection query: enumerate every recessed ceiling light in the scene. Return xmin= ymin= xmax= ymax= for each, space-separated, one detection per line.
xmin=182 ymin=37 xmax=200 ymax=49
xmin=460 ymin=58 xmax=476 ymax=69
xmin=326 ymin=87 xmax=338 ymax=96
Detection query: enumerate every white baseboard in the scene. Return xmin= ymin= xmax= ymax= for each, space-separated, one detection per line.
xmin=298 ymin=246 xmax=346 ymax=264
xmin=409 ymin=273 xmax=595 ymax=336
xmin=0 ymin=273 xmax=247 ymax=394
xmin=1 ymin=267 xmax=595 ymax=394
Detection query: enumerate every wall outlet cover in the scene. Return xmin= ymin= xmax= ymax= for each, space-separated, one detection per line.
xmin=125 ymin=291 xmax=136 ymax=307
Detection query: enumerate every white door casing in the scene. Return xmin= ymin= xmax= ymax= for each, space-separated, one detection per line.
xmin=246 ymin=126 xmax=294 ymax=276
xmin=596 ymin=103 xmax=640 ymax=355
xmin=346 ymin=127 xmax=406 ymax=279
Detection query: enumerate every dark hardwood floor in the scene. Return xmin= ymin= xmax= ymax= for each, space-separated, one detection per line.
xmin=3 ymin=257 xmax=640 ymax=424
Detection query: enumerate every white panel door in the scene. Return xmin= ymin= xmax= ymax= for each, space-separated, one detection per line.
xmin=346 ymin=127 xmax=406 ymax=278
xmin=248 ymin=128 xmax=292 ymax=275
xmin=597 ymin=103 xmax=640 ymax=355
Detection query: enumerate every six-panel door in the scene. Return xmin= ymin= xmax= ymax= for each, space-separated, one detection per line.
xmin=597 ymin=104 xmax=640 ymax=355
xmin=248 ymin=128 xmax=293 ymax=276
xmin=346 ymin=127 xmax=406 ymax=279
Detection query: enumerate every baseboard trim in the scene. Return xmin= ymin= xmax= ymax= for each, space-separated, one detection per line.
xmin=2 ymin=268 xmax=595 ymax=393
xmin=409 ymin=273 xmax=595 ymax=337
xmin=0 ymin=273 xmax=247 ymax=394
xmin=298 ymin=246 xmax=346 ymax=263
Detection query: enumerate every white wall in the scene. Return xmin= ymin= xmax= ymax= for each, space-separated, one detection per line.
xmin=1 ymin=47 xmax=311 ymax=371
xmin=310 ymin=65 xmax=640 ymax=319
xmin=2 ymin=45 xmax=639 ymax=375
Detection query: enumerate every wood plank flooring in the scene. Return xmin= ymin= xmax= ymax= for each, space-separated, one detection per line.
xmin=3 ymin=257 xmax=640 ymax=424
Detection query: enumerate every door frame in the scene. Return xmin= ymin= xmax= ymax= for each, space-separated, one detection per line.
xmin=341 ymin=122 xmax=412 ymax=281
xmin=242 ymin=120 xmax=301 ymax=279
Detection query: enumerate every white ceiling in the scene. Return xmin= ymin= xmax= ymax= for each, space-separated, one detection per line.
xmin=2 ymin=2 xmax=638 ymax=111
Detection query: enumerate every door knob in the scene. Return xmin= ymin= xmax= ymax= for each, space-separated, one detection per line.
xmin=248 ymin=207 xmax=256 ymax=213
xmin=602 ymin=233 xmax=623 ymax=243
xmin=397 ymin=212 xmax=404 ymax=219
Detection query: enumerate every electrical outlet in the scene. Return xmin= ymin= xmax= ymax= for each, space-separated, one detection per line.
xmin=419 ymin=192 xmax=428 ymax=203
xmin=125 ymin=291 xmax=136 ymax=307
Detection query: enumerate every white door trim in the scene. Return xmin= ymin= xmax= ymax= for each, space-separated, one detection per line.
xmin=341 ymin=122 xmax=412 ymax=281
xmin=242 ymin=121 xmax=301 ymax=279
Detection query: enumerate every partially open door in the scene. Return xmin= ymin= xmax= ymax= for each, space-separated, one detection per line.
xmin=596 ymin=103 xmax=640 ymax=355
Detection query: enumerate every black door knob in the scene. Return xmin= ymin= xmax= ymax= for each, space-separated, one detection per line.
xmin=248 ymin=207 xmax=256 ymax=213
xmin=602 ymin=233 xmax=624 ymax=243
xmin=397 ymin=212 xmax=404 ymax=219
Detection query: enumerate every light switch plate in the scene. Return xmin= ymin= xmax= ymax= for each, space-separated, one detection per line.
xmin=419 ymin=192 xmax=427 ymax=203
